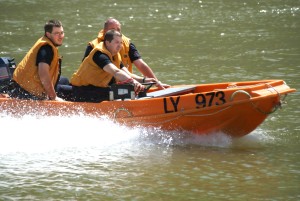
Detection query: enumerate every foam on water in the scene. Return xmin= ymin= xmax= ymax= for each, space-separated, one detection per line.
xmin=0 ymin=112 xmax=274 ymax=155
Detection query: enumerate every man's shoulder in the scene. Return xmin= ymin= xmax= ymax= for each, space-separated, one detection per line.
xmin=122 ymin=34 xmax=131 ymax=42
xmin=38 ymin=44 xmax=53 ymax=53
xmin=94 ymin=51 xmax=110 ymax=60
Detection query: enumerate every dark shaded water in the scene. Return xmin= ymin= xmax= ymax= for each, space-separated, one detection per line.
xmin=0 ymin=0 xmax=299 ymax=200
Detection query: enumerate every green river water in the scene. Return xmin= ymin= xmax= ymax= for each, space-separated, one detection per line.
xmin=0 ymin=0 xmax=299 ymax=200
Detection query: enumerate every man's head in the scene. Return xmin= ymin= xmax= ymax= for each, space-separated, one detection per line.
xmin=103 ymin=18 xmax=121 ymax=33
xmin=104 ymin=30 xmax=122 ymax=56
xmin=44 ymin=19 xmax=64 ymax=47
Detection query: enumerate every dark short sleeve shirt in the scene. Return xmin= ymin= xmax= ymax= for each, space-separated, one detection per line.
xmin=93 ymin=51 xmax=124 ymax=69
xmin=84 ymin=42 xmax=141 ymax=64
xmin=128 ymin=42 xmax=141 ymax=62
xmin=82 ymin=45 xmax=93 ymax=61
xmin=36 ymin=44 xmax=53 ymax=66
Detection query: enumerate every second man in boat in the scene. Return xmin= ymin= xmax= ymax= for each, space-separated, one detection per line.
xmin=70 ymin=30 xmax=156 ymax=102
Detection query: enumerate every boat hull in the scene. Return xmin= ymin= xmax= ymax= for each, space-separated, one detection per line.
xmin=0 ymin=80 xmax=296 ymax=137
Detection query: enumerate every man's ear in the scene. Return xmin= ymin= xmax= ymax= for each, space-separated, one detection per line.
xmin=45 ymin=32 xmax=51 ymax=38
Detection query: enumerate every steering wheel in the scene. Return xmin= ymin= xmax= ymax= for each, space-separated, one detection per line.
xmin=138 ymin=82 xmax=156 ymax=97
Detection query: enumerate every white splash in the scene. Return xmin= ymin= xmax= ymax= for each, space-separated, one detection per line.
xmin=0 ymin=112 xmax=273 ymax=155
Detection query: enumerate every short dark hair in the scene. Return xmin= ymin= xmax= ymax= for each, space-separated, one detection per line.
xmin=104 ymin=29 xmax=122 ymax=42
xmin=44 ymin=19 xmax=63 ymax=34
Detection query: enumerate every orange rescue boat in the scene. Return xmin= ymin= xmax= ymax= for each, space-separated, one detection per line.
xmin=0 ymin=80 xmax=296 ymax=137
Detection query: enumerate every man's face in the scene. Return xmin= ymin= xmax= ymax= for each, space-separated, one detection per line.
xmin=106 ymin=35 xmax=122 ymax=56
xmin=46 ymin=26 xmax=64 ymax=46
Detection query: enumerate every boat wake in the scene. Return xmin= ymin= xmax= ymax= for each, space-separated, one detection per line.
xmin=0 ymin=112 xmax=274 ymax=154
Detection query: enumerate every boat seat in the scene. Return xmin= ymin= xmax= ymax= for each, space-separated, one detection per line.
xmin=146 ymin=86 xmax=196 ymax=98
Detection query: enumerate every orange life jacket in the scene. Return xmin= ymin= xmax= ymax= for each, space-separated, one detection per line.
xmin=70 ymin=42 xmax=122 ymax=87
xmin=13 ymin=36 xmax=60 ymax=99
xmin=89 ymin=30 xmax=132 ymax=72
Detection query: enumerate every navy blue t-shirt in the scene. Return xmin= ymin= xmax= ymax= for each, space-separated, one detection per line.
xmin=92 ymin=51 xmax=124 ymax=69
xmin=83 ymin=42 xmax=141 ymax=63
xmin=36 ymin=44 xmax=53 ymax=66
xmin=36 ymin=44 xmax=61 ymax=86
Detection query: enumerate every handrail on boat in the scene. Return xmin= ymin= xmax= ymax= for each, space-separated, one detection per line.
xmin=230 ymin=89 xmax=284 ymax=115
